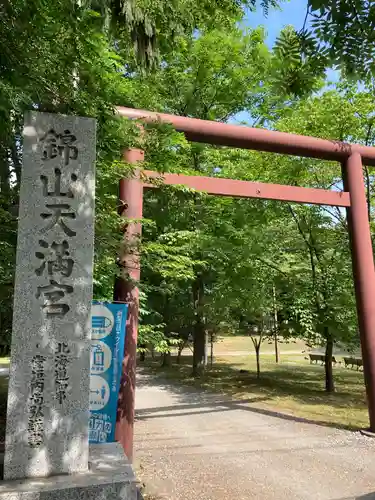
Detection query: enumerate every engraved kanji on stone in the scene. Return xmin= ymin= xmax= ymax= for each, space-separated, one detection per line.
xmin=55 ymin=366 xmax=68 ymax=381
xmin=35 ymin=240 xmax=74 ymax=277
xmin=28 ymin=415 xmax=44 ymax=448
xmin=28 ymin=404 xmax=43 ymax=419
xmin=40 ymin=204 xmax=76 ymax=237
xmin=28 ymin=353 xmax=45 ymax=448
xmin=30 ymin=379 xmax=44 ymax=393
xmin=36 ymin=279 xmax=73 ymax=317
xmin=55 ymin=343 xmax=70 ymax=404
xmin=41 ymin=129 xmax=78 ymax=166
xmin=30 ymin=395 xmax=44 ymax=406
xmin=41 ymin=168 xmax=77 ymax=198
xmin=31 ymin=354 xmax=46 ymax=368
xmin=28 ymin=431 xmax=43 ymax=448
xmin=55 ymin=378 xmax=69 ymax=404
xmin=56 ymin=390 xmax=68 ymax=405
xmin=55 ymin=342 xmax=71 ymax=355
xmin=31 ymin=370 xmax=44 ymax=380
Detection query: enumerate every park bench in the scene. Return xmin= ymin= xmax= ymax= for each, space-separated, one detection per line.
xmin=343 ymin=356 xmax=363 ymax=370
xmin=308 ymin=354 xmax=337 ymax=365
xmin=309 ymin=354 xmax=324 ymax=364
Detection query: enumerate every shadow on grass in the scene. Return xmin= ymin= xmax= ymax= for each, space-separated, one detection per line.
xmin=138 ymin=354 xmax=367 ymax=431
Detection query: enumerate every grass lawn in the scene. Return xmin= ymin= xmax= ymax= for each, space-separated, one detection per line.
xmin=213 ymin=335 xmax=307 ymax=354
xmin=142 ymin=351 xmax=369 ymax=431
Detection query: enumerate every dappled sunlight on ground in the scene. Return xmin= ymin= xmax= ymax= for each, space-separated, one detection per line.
xmin=141 ymin=351 xmax=368 ymax=430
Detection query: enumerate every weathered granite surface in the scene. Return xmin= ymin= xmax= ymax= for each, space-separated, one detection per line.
xmin=4 ymin=112 xmax=96 ymax=480
xmin=0 ymin=444 xmax=138 ymax=500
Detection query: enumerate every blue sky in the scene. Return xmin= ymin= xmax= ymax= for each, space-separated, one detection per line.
xmin=245 ymin=0 xmax=339 ymax=83
xmin=232 ymin=0 xmax=339 ymax=124
xmin=244 ymin=0 xmax=308 ymax=47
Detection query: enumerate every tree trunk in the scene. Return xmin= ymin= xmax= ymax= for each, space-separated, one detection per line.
xmin=210 ymin=332 xmax=214 ymax=368
xmin=324 ymin=331 xmax=335 ymax=392
xmin=255 ymin=345 xmax=261 ymax=379
xmin=0 ymin=111 xmax=11 ymax=199
xmin=177 ymin=344 xmax=184 ymax=364
xmin=192 ymin=320 xmax=205 ymax=376
xmin=273 ymin=285 xmax=279 ymax=363
xmin=0 ymin=151 xmax=10 ymax=197
xmin=274 ymin=331 xmax=279 ymax=364
xmin=161 ymin=351 xmax=171 ymax=367
xmin=192 ymin=275 xmax=205 ymax=377
xmin=251 ymin=333 xmax=262 ymax=379
xmin=139 ymin=342 xmax=146 ymax=362
xmin=11 ymin=141 xmax=21 ymax=188
xmin=204 ymin=330 xmax=208 ymax=367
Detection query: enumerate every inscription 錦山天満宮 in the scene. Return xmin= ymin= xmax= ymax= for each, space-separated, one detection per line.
xmin=35 ymin=131 xmax=78 ymax=319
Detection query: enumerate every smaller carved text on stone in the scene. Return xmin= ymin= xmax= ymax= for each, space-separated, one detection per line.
xmin=28 ymin=354 xmax=46 ymax=448
xmin=40 ymin=129 xmax=78 ymax=166
xmin=55 ymin=342 xmax=70 ymax=404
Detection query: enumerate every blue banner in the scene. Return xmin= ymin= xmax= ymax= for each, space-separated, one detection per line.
xmin=89 ymin=302 xmax=128 ymax=444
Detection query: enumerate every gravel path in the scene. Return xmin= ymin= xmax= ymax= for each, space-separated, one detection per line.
xmin=135 ymin=371 xmax=375 ymax=500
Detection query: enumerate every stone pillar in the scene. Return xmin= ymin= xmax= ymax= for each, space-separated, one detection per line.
xmin=4 ymin=112 xmax=96 ymax=480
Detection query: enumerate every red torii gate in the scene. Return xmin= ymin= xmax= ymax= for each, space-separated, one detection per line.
xmin=114 ymin=106 xmax=375 ymax=461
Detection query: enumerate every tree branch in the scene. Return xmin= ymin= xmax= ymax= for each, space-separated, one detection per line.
xmin=287 ymin=204 xmax=312 ymax=250
xmin=253 ymin=255 xmax=289 ymax=277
